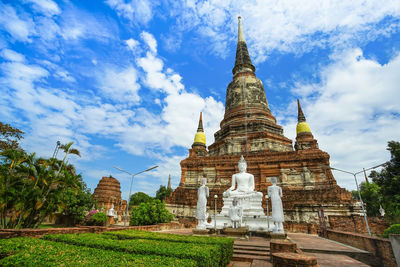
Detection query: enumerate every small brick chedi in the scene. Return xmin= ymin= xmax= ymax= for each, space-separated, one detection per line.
xmin=165 ymin=17 xmax=361 ymax=231
xmin=93 ymin=176 xmax=127 ymax=222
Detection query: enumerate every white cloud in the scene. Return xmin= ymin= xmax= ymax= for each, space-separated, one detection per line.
xmin=141 ymin=31 xmax=157 ymax=54
xmin=0 ymin=4 xmax=35 ymax=42
xmin=24 ymin=0 xmax=61 ymax=16
xmin=105 ymin=0 xmax=153 ymax=25
xmin=98 ymin=66 xmax=141 ymax=104
xmin=1 ymin=49 xmax=26 ymax=62
xmin=113 ymin=32 xmax=225 ymax=156
xmin=60 ymin=8 xmax=115 ymax=41
xmin=282 ymin=48 xmax=400 ymax=189
xmin=171 ymin=0 xmax=400 ymax=61
xmin=125 ymin=38 xmax=139 ymax=50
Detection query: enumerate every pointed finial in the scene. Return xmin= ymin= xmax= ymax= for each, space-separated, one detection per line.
xmin=193 ymin=112 xmax=206 ymax=147
xmin=233 ymin=16 xmax=255 ymax=75
xmin=297 ymin=99 xmax=306 ymax=122
xmin=238 ymin=16 xmax=245 ymax=42
xmin=239 ymin=155 xmax=246 ymax=165
xmin=197 ymin=112 xmax=204 ymax=132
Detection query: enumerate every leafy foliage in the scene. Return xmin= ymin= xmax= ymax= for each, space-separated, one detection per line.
xmin=0 ymin=237 xmax=196 ymax=266
xmin=382 ymin=224 xmax=400 ymax=238
xmin=368 ymin=141 xmax=400 ymax=223
xmin=87 ymin=212 xmax=107 ymax=226
xmin=359 ymin=182 xmax=381 ymax=217
xmin=155 ymin=185 xmax=172 ymax=201
xmin=0 ymin=122 xmax=24 ymax=151
xmin=129 ymin=192 xmax=153 ymax=206
xmin=0 ymin=135 xmax=93 ymax=229
xmin=104 ymin=230 xmax=234 ymax=266
xmin=129 ymin=199 xmax=173 ymax=226
xmin=58 ymin=181 xmax=95 ymax=226
xmin=44 ymin=233 xmax=221 ymax=267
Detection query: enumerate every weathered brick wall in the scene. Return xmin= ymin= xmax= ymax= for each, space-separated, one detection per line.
xmin=271 ymin=252 xmax=317 ymax=267
xmin=284 ymin=222 xmax=318 ymax=234
xmin=328 ymin=215 xmax=389 ymax=235
xmin=0 ymin=221 xmax=184 ymax=239
xmin=326 ymin=229 xmax=397 ymax=267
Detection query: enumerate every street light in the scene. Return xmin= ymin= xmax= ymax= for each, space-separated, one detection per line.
xmin=214 ymin=194 xmax=218 ymax=233
xmin=326 ymin=162 xmax=387 ymax=236
xmin=114 ymin=165 xmax=158 ymax=226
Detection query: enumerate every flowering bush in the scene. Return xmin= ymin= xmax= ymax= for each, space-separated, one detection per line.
xmin=84 ymin=210 xmax=106 ymax=226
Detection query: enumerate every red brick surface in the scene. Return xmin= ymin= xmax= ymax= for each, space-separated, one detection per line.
xmin=328 ymin=215 xmax=389 ymax=235
xmin=270 ymin=240 xmax=297 ymax=257
xmin=272 ymin=252 xmax=317 ymax=267
xmin=326 ymin=229 xmax=397 ymax=267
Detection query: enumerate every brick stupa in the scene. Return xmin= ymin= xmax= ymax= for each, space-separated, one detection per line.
xmin=165 ymin=17 xmax=361 ymax=231
xmin=93 ymin=176 xmax=127 ymax=218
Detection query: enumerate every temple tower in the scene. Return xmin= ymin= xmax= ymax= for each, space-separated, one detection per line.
xmin=166 ymin=17 xmax=361 ymax=232
xmin=209 ymin=17 xmax=292 ymax=156
xmin=190 ymin=112 xmax=208 ymax=157
xmin=295 ymin=99 xmax=318 ymax=151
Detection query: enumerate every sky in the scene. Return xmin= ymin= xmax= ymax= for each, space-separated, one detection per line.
xmin=1 ymin=0 xmax=400 ymax=199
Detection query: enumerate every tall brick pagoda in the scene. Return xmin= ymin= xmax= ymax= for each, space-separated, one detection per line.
xmin=166 ymin=17 xmax=361 ymax=231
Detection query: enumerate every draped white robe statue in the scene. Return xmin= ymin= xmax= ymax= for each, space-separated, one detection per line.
xmin=267 ymin=177 xmax=284 ymax=233
xmin=196 ymin=178 xmax=209 ymax=229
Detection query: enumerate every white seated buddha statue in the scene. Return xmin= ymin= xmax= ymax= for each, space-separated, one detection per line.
xmin=223 ymin=155 xmax=263 ymax=198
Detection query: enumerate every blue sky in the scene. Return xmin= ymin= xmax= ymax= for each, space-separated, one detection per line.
xmin=1 ymin=0 xmax=400 ymax=199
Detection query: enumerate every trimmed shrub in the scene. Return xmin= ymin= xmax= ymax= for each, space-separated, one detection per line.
xmin=44 ymin=233 xmax=221 ymax=267
xmin=104 ymin=229 xmax=234 ymax=266
xmin=0 ymin=237 xmax=196 ymax=266
xmin=383 ymin=224 xmax=400 ymax=238
xmin=87 ymin=211 xmax=107 ymax=226
xmin=130 ymin=199 xmax=174 ymax=226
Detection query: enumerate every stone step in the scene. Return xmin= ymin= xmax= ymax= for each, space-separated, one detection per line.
xmin=232 ymin=253 xmax=270 ymax=262
xmin=234 ymin=245 xmax=270 ymax=252
xmin=234 ymin=242 xmax=270 ymax=247
xmin=234 ymin=249 xmax=270 ymax=256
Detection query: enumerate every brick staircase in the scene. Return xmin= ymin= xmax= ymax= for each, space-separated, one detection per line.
xmin=233 ymin=243 xmax=270 ymax=262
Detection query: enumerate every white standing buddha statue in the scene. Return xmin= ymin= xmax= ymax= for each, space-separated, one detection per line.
xmin=196 ymin=178 xmax=210 ymax=229
xmin=268 ymin=177 xmax=285 ymax=233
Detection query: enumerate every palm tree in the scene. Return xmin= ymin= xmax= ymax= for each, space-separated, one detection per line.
xmin=56 ymin=142 xmax=81 ymax=179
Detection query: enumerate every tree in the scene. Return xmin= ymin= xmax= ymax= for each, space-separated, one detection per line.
xmin=130 ymin=199 xmax=173 ymax=226
xmin=0 ymin=122 xmax=24 ymax=151
xmin=57 ymin=175 xmax=95 ymax=226
xmin=129 ymin=192 xmax=153 ymax=206
xmin=359 ymin=182 xmax=381 ymax=217
xmin=0 ymin=139 xmax=91 ymax=229
xmin=155 ymin=185 xmax=172 ymax=201
xmin=369 ymin=141 xmax=400 ymax=223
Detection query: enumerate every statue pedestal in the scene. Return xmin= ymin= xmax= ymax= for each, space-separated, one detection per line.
xmin=192 ymin=229 xmax=210 ymax=235
xmin=224 ymin=227 xmax=248 ymax=238
xmin=209 ymin=194 xmax=272 ymax=231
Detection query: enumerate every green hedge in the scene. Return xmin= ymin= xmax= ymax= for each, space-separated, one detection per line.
xmin=44 ymin=233 xmax=221 ymax=267
xmin=103 ymin=230 xmax=234 ymax=266
xmin=383 ymin=224 xmax=400 ymax=238
xmin=0 ymin=237 xmax=196 ymax=266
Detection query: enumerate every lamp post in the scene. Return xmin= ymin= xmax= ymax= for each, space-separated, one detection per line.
xmin=52 ymin=141 xmax=61 ymax=159
xmin=265 ymin=195 xmax=269 ymax=230
xmin=327 ymin=162 xmax=387 ymax=236
xmin=114 ymin=165 xmax=158 ymax=227
xmin=214 ymin=194 xmax=218 ymax=233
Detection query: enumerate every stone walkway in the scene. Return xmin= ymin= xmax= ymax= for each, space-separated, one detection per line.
xmin=287 ymin=233 xmax=371 ymax=267
xmin=159 ymin=229 xmax=372 ymax=266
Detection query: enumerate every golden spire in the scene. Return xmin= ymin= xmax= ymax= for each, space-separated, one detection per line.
xmin=193 ymin=112 xmax=206 ymax=147
xmin=296 ymin=99 xmax=312 ymax=135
